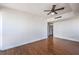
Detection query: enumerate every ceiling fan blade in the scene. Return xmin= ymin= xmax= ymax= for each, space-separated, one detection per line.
xmin=44 ymin=10 xmax=51 ymax=12
xmin=47 ymin=11 xmax=52 ymax=15
xmin=54 ymin=11 xmax=57 ymax=14
xmin=55 ymin=7 xmax=64 ymax=11
xmin=52 ymin=5 xmax=56 ymax=10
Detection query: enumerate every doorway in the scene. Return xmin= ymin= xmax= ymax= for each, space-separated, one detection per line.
xmin=47 ymin=22 xmax=53 ymax=37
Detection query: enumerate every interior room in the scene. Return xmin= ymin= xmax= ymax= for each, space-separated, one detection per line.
xmin=0 ymin=3 xmax=79 ymax=55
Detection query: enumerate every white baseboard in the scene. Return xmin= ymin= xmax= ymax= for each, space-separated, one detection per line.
xmin=54 ymin=35 xmax=79 ymax=42
xmin=0 ymin=37 xmax=47 ymax=51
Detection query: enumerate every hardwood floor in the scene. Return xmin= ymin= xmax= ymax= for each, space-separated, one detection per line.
xmin=0 ymin=36 xmax=79 ymax=55
xmin=53 ymin=37 xmax=79 ymax=55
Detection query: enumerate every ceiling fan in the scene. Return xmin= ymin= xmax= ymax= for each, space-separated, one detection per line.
xmin=44 ymin=5 xmax=64 ymax=15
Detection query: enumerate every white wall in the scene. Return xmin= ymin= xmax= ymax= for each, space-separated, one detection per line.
xmin=53 ymin=16 xmax=79 ymax=42
xmin=0 ymin=8 xmax=47 ymax=50
xmin=0 ymin=12 xmax=2 ymax=49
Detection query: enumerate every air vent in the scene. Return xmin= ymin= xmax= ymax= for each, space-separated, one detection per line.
xmin=55 ymin=16 xmax=62 ymax=19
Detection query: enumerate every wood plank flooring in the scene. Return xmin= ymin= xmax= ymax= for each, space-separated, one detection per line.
xmin=0 ymin=36 xmax=79 ymax=55
xmin=53 ymin=37 xmax=79 ymax=55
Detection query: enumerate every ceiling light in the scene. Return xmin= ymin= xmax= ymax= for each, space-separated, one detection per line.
xmin=51 ymin=12 xmax=55 ymax=15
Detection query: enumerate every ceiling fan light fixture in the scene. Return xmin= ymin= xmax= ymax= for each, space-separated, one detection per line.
xmin=51 ymin=12 xmax=55 ymax=15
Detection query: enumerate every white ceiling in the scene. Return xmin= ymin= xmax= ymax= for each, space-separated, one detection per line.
xmin=0 ymin=3 xmax=79 ymax=18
